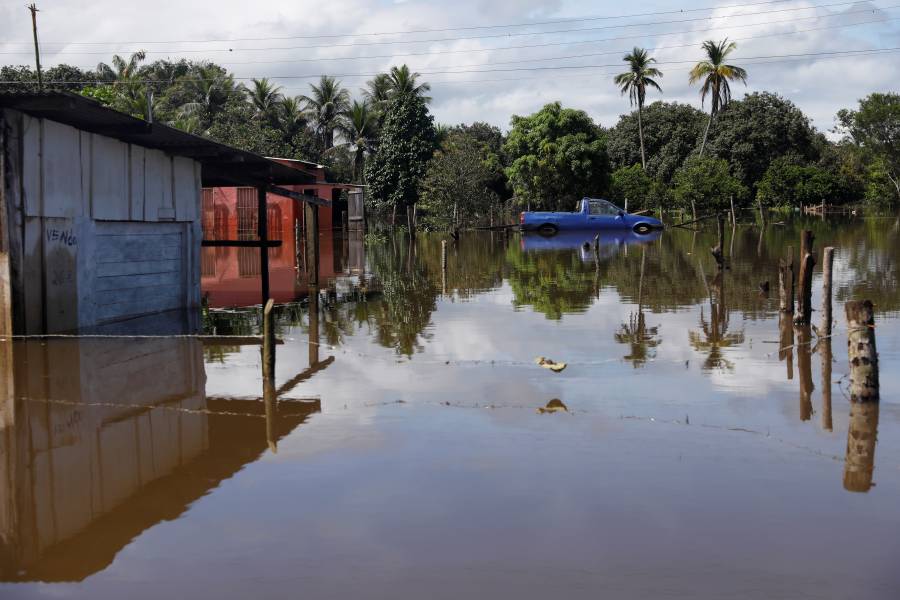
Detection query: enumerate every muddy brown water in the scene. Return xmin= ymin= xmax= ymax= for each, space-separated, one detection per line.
xmin=1 ymin=218 xmax=899 ymax=599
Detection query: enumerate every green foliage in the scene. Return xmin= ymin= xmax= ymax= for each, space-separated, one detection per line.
xmin=672 ymin=156 xmax=747 ymax=214
xmin=756 ymin=157 xmax=841 ymax=209
xmin=365 ymin=93 xmax=436 ymax=218
xmin=609 ymin=164 xmax=664 ymax=211
xmin=419 ymin=131 xmax=500 ymax=231
xmin=837 ymin=92 xmax=900 ymax=203
xmin=607 ymin=102 xmax=705 ymax=184
xmin=80 ymin=85 xmax=117 ymax=106
xmin=503 ymin=102 xmax=610 ymax=211
xmin=705 ymin=92 xmax=818 ymax=193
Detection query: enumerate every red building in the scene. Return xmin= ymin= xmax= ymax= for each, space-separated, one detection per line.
xmin=200 ymin=159 xmax=358 ymax=307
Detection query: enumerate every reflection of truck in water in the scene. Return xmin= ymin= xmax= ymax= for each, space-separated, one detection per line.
xmin=520 ymin=198 xmax=663 ymax=236
xmin=522 ymin=229 xmax=661 ymax=262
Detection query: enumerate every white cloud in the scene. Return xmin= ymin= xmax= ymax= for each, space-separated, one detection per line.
xmin=1 ymin=0 xmax=897 ymax=132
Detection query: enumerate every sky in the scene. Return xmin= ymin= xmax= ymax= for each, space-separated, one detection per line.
xmin=1 ymin=0 xmax=898 ymax=134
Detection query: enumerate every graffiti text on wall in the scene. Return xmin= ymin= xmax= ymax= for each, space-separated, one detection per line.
xmin=46 ymin=228 xmax=77 ymax=246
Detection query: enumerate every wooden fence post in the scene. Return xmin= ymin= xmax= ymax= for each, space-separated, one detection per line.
xmin=821 ymin=247 xmax=835 ymax=336
xmin=262 ymin=298 xmax=275 ymax=383
xmin=843 ymin=300 xmax=879 ymax=492
xmin=729 ymin=195 xmax=736 ymax=227
xmin=304 ymin=198 xmax=319 ymax=287
xmin=794 ymin=231 xmax=815 ymax=325
xmin=441 ymin=239 xmax=448 ymax=296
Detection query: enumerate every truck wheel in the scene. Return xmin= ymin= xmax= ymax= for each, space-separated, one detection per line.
xmin=633 ymin=223 xmax=652 ymax=234
xmin=538 ymin=224 xmax=559 ymax=236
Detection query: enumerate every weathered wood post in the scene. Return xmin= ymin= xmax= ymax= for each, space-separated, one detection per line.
xmin=820 ymin=246 xmax=835 ymax=336
xmin=304 ymin=194 xmax=319 ymax=287
xmin=257 ymin=187 xmax=270 ymax=302
xmin=794 ymin=230 xmax=815 ymax=325
xmin=796 ymin=325 xmax=814 ymax=421
xmin=262 ymin=298 xmax=276 ymax=383
xmin=821 ymin=336 xmax=833 ymax=432
xmin=843 ymin=300 xmax=880 ymax=492
xmin=778 ymin=246 xmax=795 ymax=314
xmin=729 ymin=195 xmax=736 ymax=227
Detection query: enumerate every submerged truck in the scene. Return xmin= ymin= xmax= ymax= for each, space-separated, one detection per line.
xmin=520 ymin=198 xmax=663 ymax=236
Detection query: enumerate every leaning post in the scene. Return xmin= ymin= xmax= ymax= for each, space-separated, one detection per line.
xmin=820 ymin=247 xmax=835 ymax=336
xmin=794 ymin=230 xmax=815 ymax=325
xmin=257 ymin=186 xmax=270 ymax=302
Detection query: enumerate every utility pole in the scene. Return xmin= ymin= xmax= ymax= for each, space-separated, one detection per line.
xmin=27 ymin=4 xmax=43 ymax=90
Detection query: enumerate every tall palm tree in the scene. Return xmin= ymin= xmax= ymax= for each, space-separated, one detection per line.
xmin=178 ymin=64 xmax=242 ymax=126
xmin=363 ymin=73 xmax=392 ymax=112
xmin=95 ymin=50 xmax=146 ymax=82
xmin=387 ymin=65 xmax=431 ymax=102
xmin=301 ymin=75 xmax=351 ymax=149
xmin=336 ymin=99 xmax=378 ymax=183
xmin=613 ymin=47 xmax=662 ymax=170
xmin=278 ymin=96 xmax=308 ymax=140
xmin=248 ymin=78 xmax=283 ymax=121
xmin=689 ymin=39 xmax=748 ymax=156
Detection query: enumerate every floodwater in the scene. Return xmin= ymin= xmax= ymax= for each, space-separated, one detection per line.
xmin=2 ymin=218 xmax=899 ymax=599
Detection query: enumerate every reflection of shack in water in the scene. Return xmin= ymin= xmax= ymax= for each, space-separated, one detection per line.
xmin=0 ymin=338 xmax=319 ymax=582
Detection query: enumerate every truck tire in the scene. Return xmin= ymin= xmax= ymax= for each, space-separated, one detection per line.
xmin=538 ymin=223 xmax=559 ymax=236
xmin=633 ymin=223 xmax=652 ymax=234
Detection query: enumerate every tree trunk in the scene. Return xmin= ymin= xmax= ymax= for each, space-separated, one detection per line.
xmin=637 ymin=103 xmax=646 ymax=169
xmin=699 ymin=113 xmax=713 ymax=157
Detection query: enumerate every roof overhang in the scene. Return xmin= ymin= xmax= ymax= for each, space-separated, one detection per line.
xmin=0 ymin=91 xmax=316 ymax=187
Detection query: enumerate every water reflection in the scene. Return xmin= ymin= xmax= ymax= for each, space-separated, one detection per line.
xmin=844 ymin=400 xmax=880 ymax=493
xmin=0 ymin=338 xmax=319 ymax=582
xmin=688 ymin=270 xmax=745 ymax=371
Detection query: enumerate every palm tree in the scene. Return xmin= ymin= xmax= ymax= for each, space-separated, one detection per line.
xmin=248 ymin=78 xmax=283 ymax=121
xmin=177 ymin=64 xmax=242 ymax=126
xmin=95 ymin=50 xmax=146 ymax=82
xmin=614 ymin=48 xmax=662 ymax=170
xmin=336 ymin=100 xmax=378 ymax=183
xmin=301 ymin=75 xmax=351 ymax=149
xmin=363 ymin=73 xmax=392 ymax=112
xmin=387 ymin=65 xmax=431 ymax=102
xmin=689 ymin=39 xmax=748 ymax=156
xmin=278 ymin=96 xmax=308 ymax=140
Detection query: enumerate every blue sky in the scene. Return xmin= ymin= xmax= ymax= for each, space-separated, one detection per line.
xmin=1 ymin=0 xmax=898 ymax=134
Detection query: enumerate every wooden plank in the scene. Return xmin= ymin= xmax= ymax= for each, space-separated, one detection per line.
xmin=267 ymin=185 xmax=332 ymax=206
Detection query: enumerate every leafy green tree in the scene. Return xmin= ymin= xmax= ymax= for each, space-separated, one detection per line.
xmin=613 ymin=47 xmax=663 ymax=169
xmin=688 ymin=39 xmax=747 ymax=156
xmin=672 ymin=156 xmax=747 ymax=217
xmin=419 ymin=132 xmax=500 ymax=231
xmin=448 ymin=122 xmax=509 ymax=200
xmin=609 ymin=164 xmax=664 ymax=211
xmin=607 ymin=101 xmax=705 ymax=184
xmin=364 ymin=92 xmax=435 ymax=222
xmin=705 ymin=92 xmax=818 ymax=193
xmin=503 ymin=102 xmax=610 ymax=211
xmin=837 ymin=92 xmax=900 ymax=202
xmin=301 ymin=75 xmax=350 ymax=149
xmin=756 ymin=157 xmax=840 ymax=209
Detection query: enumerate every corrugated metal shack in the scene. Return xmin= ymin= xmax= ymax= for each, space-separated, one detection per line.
xmin=0 ymin=91 xmax=315 ymax=335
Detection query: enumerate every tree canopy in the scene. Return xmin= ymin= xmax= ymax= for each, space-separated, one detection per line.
xmin=503 ymin=102 xmax=610 ymax=211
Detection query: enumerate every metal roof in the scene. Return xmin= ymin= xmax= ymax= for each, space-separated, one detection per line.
xmin=0 ymin=90 xmax=316 ymax=187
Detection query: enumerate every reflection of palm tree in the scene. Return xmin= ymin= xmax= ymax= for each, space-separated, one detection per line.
xmin=615 ymin=311 xmax=661 ymax=367
xmin=688 ymin=271 xmax=745 ymax=370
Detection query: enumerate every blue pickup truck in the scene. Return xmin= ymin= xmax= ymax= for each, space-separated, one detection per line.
xmin=520 ymin=198 xmax=663 ymax=236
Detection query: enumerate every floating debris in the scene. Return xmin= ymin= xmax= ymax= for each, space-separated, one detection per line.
xmin=537 ymin=399 xmax=569 ymax=414
xmin=535 ymin=356 xmax=567 ymax=372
